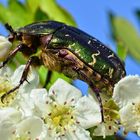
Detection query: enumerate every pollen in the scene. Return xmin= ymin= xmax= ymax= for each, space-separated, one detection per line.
xmin=44 ymin=102 xmax=75 ymax=133
xmin=0 ymin=77 xmax=17 ymax=107
xmin=132 ymin=102 xmax=140 ymax=117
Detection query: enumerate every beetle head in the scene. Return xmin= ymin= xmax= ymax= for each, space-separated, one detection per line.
xmin=5 ymin=23 xmax=22 ymax=42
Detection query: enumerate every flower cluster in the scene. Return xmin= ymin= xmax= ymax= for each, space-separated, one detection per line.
xmin=0 ymin=36 xmax=140 ymax=140
xmin=0 ymin=65 xmax=102 ymax=140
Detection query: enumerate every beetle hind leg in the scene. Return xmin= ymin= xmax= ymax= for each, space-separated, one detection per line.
xmin=72 ymin=66 xmax=104 ymax=122
xmin=90 ymin=85 xmax=104 ymax=122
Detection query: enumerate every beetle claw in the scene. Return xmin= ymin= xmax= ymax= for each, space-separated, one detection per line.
xmin=1 ymin=84 xmax=20 ymax=104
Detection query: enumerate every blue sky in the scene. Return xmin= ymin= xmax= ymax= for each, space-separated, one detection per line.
xmin=0 ymin=1 xmax=140 ymax=139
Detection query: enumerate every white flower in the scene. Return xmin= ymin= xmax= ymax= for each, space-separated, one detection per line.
xmin=113 ymin=75 xmax=140 ymax=136
xmin=0 ymin=36 xmax=12 ymax=61
xmin=19 ymin=79 xmax=101 ymax=139
xmin=0 ymin=65 xmax=39 ymax=107
xmin=0 ymin=107 xmax=22 ymax=140
xmin=0 ymin=107 xmax=44 ymax=140
xmin=13 ymin=116 xmax=44 ymax=140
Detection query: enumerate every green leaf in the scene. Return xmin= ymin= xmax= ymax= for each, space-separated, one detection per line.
xmin=110 ymin=16 xmax=140 ymax=62
xmin=39 ymin=0 xmax=76 ymax=26
xmin=116 ymin=41 xmax=128 ymax=61
xmin=8 ymin=0 xmax=33 ymax=27
xmin=0 ymin=1 xmax=33 ymax=27
xmin=38 ymin=66 xmax=48 ymax=86
xmin=34 ymin=8 xmax=49 ymax=21
xmin=25 ymin=0 xmax=39 ymax=14
xmin=0 ymin=4 xmax=13 ymax=23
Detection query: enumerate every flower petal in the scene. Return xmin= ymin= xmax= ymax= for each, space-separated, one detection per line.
xmin=13 ymin=93 xmax=34 ymax=116
xmin=75 ymin=95 xmax=101 ymax=129
xmin=0 ymin=66 xmax=12 ymax=77
xmin=119 ymin=103 xmax=140 ymax=132
xmin=64 ymin=126 xmax=92 ymax=140
xmin=16 ymin=116 xmax=43 ymax=139
xmin=113 ymin=75 xmax=140 ymax=108
xmin=0 ymin=108 xmax=21 ymax=140
xmin=0 ymin=121 xmax=16 ymax=140
xmin=14 ymin=88 xmax=50 ymax=117
xmin=0 ymin=107 xmax=22 ymax=123
xmin=49 ymin=79 xmax=82 ymax=105
xmin=29 ymin=88 xmax=52 ymax=116
xmin=0 ymin=36 xmax=12 ymax=61
xmin=93 ymin=122 xmax=119 ymax=138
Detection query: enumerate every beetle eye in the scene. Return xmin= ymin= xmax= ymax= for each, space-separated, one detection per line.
xmin=16 ymin=33 xmax=22 ymax=40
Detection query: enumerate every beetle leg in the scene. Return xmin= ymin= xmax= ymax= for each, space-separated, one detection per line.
xmin=72 ymin=66 xmax=104 ymax=122
xmin=90 ymin=86 xmax=104 ymax=123
xmin=1 ymin=56 xmax=40 ymax=102
xmin=0 ymin=44 xmax=27 ymax=68
xmin=43 ymin=70 xmax=52 ymax=88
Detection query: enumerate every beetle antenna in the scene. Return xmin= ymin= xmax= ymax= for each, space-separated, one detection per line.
xmin=5 ymin=23 xmax=16 ymax=34
xmin=5 ymin=23 xmax=17 ymax=42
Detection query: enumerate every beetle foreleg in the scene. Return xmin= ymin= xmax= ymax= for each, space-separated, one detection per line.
xmin=0 ymin=44 xmax=28 ymax=69
xmin=1 ymin=56 xmax=40 ymax=102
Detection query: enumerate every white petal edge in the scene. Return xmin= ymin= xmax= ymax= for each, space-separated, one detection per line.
xmin=49 ymin=78 xmax=82 ymax=105
xmin=75 ymin=95 xmax=101 ymax=129
xmin=113 ymin=75 xmax=140 ymax=108
xmin=0 ymin=107 xmax=22 ymax=123
xmin=0 ymin=36 xmax=12 ymax=61
xmin=62 ymin=126 xmax=92 ymax=140
xmin=93 ymin=122 xmax=119 ymax=138
xmin=29 ymin=88 xmax=52 ymax=116
xmin=16 ymin=116 xmax=43 ymax=139
xmin=0 ymin=122 xmax=16 ymax=140
xmin=119 ymin=103 xmax=140 ymax=132
xmin=0 ymin=66 xmax=12 ymax=78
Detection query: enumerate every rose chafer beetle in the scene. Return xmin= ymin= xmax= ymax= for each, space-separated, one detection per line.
xmin=0 ymin=20 xmax=126 ymax=122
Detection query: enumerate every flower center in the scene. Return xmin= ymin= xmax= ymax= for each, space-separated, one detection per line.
xmin=103 ymin=99 xmax=119 ymax=121
xmin=132 ymin=102 xmax=140 ymax=117
xmin=45 ymin=102 xmax=75 ymax=133
xmin=0 ymin=77 xmax=17 ymax=107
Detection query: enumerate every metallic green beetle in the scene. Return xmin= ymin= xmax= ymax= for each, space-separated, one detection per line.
xmin=1 ymin=20 xmax=126 ymax=122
